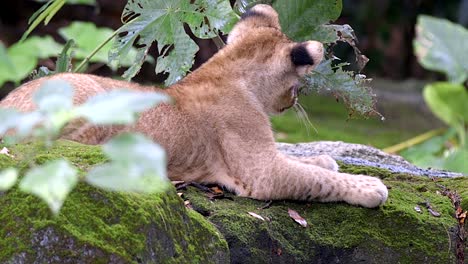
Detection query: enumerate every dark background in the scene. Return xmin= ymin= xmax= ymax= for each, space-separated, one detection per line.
xmin=0 ymin=0 xmax=466 ymax=87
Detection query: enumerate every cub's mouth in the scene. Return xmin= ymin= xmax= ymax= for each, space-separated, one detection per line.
xmin=279 ymin=84 xmax=299 ymax=112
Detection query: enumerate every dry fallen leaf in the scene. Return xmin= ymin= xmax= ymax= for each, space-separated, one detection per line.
xmin=459 ymin=211 xmax=466 ymax=225
xmin=414 ymin=205 xmax=422 ymax=213
xmin=248 ymin=212 xmax=265 ymax=221
xmin=427 ymin=208 xmax=441 ymax=217
xmin=288 ymin=208 xmax=307 ymax=227
xmin=177 ymin=192 xmax=183 ymax=197
xmin=184 ymin=200 xmax=193 ymax=209
xmin=0 ymin=147 xmax=13 ymax=157
xmin=210 ymin=186 xmax=224 ymax=195
xmin=171 ymin=180 xmax=185 ymax=185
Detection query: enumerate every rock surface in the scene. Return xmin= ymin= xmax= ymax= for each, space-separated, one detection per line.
xmin=1 ymin=140 xmax=467 ymax=263
xmin=277 ymin=141 xmax=463 ymax=178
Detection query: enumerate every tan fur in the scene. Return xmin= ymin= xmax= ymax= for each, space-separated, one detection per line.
xmin=0 ymin=5 xmax=387 ymax=207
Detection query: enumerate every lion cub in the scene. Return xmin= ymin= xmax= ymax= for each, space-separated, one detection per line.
xmin=0 ymin=5 xmax=387 ymax=208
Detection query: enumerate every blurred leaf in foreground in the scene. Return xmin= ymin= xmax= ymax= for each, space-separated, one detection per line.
xmin=86 ymin=133 xmax=169 ymax=193
xmin=75 ymin=89 xmax=170 ymax=125
xmin=0 ymin=168 xmax=18 ymax=191
xmin=19 ymin=159 xmax=78 ymax=214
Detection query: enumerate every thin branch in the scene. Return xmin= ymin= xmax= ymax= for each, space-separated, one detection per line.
xmin=383 ymin=128 xmax=446 ymax=154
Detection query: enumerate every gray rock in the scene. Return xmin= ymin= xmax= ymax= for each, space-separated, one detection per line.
xmin=277 ymin=141 xmax=463 ymax=177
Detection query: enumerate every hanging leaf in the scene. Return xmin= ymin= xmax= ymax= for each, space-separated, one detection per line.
xmin=302 ymin=59 xmax=380 ymax=118
xmin=414 ymin=15 xmax=468 ymax=84
xmin=86 ymin=133 xmax=169 ymax=193
xmin=76 ymin=89 xmax=170 ymax=125
xmin=19 ymin=159 xmax=78 ymax=214
xmin=109 ymin=0 xmax=236 ymax=85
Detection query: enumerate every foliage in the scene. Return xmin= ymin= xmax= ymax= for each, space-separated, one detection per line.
xmin=400 ymin=16 xmax=468 ymax=174
xmin=414 ymin=15 xmax=468 ymax=84
xmin=272 ymin=0 xmax=377 ymax=118
xmin=273 ymin=0 xmax=342 ymax=42
xmin=86 ymin=133 xmax=169 ymax=193
xmin=302 ymin=59 xmax=380 ymax=118
xmin=109 ymin=0 xmax=238 ymax=85
xmin=1 ymin=21 xmax=146 ymax=86
xmin=22 ymin=0 xmax=97 ymax=41
xmin=3 ymin=0 xmax=379 ymax=117
xmin=0 ymin=80 xmax=170 ymax=213
xmin=0 ymin=0 xmax=386 ymax=212
xmin=0 ymin=36 xmax=63 ymax=86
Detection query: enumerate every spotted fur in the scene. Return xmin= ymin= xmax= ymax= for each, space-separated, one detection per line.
xmin=0 ymin=5 xmax=387 ymax=207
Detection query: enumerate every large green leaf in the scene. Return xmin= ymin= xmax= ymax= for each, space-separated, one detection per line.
xmin=109 ymin=0 xmax=236 ymax=85
xmin=184 ymin=0 xmax=238 ymax=38
xmin=76 ymin=89 xmax=170 ymax=125
xmin=0 ymin=36 xmax=63 ymax=86
xmin=19 ymin=159 xmax=78 ymax=214
xmin=86 ymin=133 xmax=169 ymax=193
xmin=273 ymin=0 xmax=342 ymax=41
xmin=0 ymin=43 xmax=16 ymax=87
xmin=414 ymin=15 xmax=468 ymax=84
xmin=423 ymin=82 xmax=468 ymax=128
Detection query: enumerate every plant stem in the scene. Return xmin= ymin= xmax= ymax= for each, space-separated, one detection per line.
xmin=73 ymin=29 xmax=120 ymax=73
xmin=212 ymin=33 xmax=226 ymax=50
xmin=383 ymin=128 xmax=446 ymax=154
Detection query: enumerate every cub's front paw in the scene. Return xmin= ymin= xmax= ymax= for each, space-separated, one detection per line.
xmin=346 ymin=175 xmax=388 ymax=208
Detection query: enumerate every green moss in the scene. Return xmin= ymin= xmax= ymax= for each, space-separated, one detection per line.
xmin=0 ymin=140 xmax=229 ymax=263
xmin=182 ymin=163 xmax=466 ymax=263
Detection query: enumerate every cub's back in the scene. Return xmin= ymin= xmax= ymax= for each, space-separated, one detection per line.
xmin=0 ymin=73 xmax=151 ymax=111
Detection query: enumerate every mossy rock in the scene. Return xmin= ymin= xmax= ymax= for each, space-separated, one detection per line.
xmin=182 ymin=163 xmax=468 ymax=263
xmin=0 ymin=141 xmax=229 ymax=264
xmin=1 ymin=140 xmax=467 ymax=263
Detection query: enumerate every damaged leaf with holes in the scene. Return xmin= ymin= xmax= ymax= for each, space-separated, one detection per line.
xmin=109 ymin=0 xmax=237 ymax=85
xmin=301 ymin=59 xmax=379 ymax=118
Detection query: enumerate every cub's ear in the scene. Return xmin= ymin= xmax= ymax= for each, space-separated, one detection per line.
xmin=227 ymin=4 xmax=281 ymax=44
xmin=291 ymin=41 xmax=324 ymax=76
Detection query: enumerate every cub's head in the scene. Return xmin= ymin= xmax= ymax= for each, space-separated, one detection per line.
xmin=224 ymin=4 xmax=323 ymax=114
